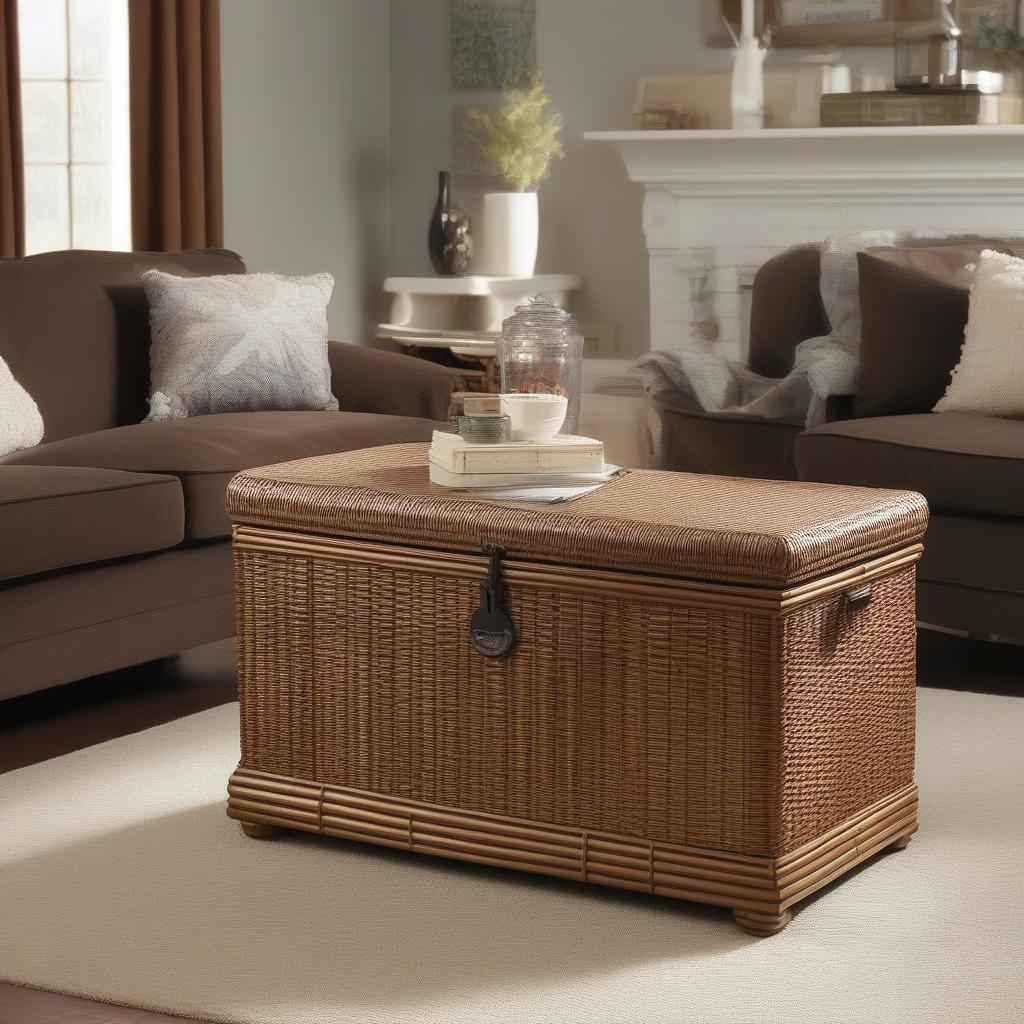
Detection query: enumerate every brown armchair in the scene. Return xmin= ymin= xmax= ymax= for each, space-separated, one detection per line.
xmin=654 ymin=241 xmax=1024 ymax=641
xmin=649 ymin=243 xmax=840 ymax=480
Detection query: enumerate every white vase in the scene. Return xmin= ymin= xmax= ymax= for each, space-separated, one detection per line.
xmin=478 ymin=191 xmax=538 ymax=277
xmin=731 ymin=38 xmax=767 ymax=130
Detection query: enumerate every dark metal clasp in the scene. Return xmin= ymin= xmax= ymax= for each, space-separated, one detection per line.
xmin=470 ymin=543 xmax=517 ymax=658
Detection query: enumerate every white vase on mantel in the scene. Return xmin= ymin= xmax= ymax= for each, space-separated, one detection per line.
xmin=477 ymin=191 xmax=538 ymax=278
xmin=731 ymin=0 xmax=767 ymax=130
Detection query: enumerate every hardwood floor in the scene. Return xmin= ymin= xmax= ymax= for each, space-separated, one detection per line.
xmin=0 ymin=985 xmax=196 ymax=1023
xmin=0 ymin=629 xmax=1020 ymax=1023
xmin=0 ymin=640 xmax=238 ymax=775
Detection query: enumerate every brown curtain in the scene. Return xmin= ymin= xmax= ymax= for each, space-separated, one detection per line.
xmin=0 ymin=0 xmax=23 ymax=259
xmin=129 ymin=0 xmax=223 ymax=251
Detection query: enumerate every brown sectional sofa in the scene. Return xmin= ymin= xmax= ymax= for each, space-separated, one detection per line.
xmin=653 ymin=242 xmax=1024 ymax=640
xmin=0 ymin=249 xmax=469 ymax=700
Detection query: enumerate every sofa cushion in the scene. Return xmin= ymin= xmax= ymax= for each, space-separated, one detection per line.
xmin=0 ymin=466 xmax=183 ymax=581
xmin=0 ymin=353 xmax=43 ymax=457
xmin=918 ymin=512 xmax=1024 ymax=596
xmin=144 ymin=270 xmax=337 ymax=421
xmin=748 ymin=243 xmax=828 ymax=379
xmin=0 ymin=248 xmax=245 ymax=443
xmin=0 ymin=410 xmax=443 ymax=540
xmin=651 ymin=404 xmax=802 ymax=480
xmin=933 ymin=249 xmax=1024 ymax=418
xmin=856 ymin=243 xmax=1024 ymax=419
xmin=795 ymin=412 xmax=1024 ymax=516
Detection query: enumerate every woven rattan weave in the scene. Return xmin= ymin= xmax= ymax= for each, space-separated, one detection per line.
xmin=227 ymin=444 xmax=928 ymax=936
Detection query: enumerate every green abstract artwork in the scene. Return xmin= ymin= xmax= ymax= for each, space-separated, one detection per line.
xmin=449 ymin=0 xmax=536 ymax=89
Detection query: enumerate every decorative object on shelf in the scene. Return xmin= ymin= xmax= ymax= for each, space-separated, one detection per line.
xmin=457 ymin=413 xmax=512 ymax=443
xmin=498 ymin=294 xmax=583 ymax=435
xmin=730 ymin=0 xmax=769 ymax=129
xmin=816 ymin=0 xmax=1024 ymax=127
xmin=632 ymin=102 xmax=695 ymax=130
xmin=895 ymin=0 xmax=963 ymax=90
xmin=977 ymin=9 xmax=1024 ymax=51
xmin=428 ymin=171 xmax=473 ymax=276
xmin=819 ymin=85 xmax=1023 ymax=124
xmin=860 ymin=63 xmax=891 ymax=90
xmin=449 ymin=0 xmax=535 ymax=89
xmin=792 ymin=49 xmax=851 ymax=126
xmin=632 ymin=70 xmax=799 ymax=129
xmin=463 ymin=77 xmax=564 ymax=276
xmin=718 ymin=0 xmax=894 ymax=47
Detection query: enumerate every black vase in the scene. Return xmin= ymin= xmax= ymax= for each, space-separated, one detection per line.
xmin=428 ymin=171 xmax=473 ymax=276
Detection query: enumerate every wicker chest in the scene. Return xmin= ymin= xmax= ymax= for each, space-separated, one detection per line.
xmin=226 ymin=444 xmax=928 ymax=935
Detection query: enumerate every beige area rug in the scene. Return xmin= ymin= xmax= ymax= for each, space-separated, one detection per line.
xmin=1 ymin=688 xmax=1022 ymax=1024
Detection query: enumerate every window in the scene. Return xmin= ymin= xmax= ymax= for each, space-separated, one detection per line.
xmin=19 ymin=0 xmax=130 ymax=255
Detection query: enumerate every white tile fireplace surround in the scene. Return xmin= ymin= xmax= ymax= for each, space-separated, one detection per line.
xmin=585 ymin=125 xmax=1024 ymax=361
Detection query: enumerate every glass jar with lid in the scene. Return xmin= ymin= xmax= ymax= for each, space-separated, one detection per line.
xmin=497 ymin=295 xmax=584 ymax=436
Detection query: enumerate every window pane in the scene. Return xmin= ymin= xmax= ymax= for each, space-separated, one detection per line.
xmin=70 ymin=0 xmax=111 ymax=80
xmin=21 ymin=82 xmax=69 ymax=163
xmin=72 ymin=164 xmax=115 ymax=249
xmin=71 ymin=82 xmax=111 ymax=161
xmin=18 ymin=0 xmax=68 ymax=80
xmin=24 ymin=165 xmax=71 ymax=254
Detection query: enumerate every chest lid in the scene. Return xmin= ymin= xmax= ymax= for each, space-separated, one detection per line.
xmin=227 ymin=443 xmax=928 ymax=588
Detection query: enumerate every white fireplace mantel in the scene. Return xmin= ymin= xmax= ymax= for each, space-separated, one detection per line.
xmin=585 ymin=125 xmax=1024 ymax=359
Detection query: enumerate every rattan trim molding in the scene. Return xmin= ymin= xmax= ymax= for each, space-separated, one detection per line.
xmin=232 ymin=526 xmax=922 ymax=616
xmin=227 ymin=767 xmax=918 ymax=917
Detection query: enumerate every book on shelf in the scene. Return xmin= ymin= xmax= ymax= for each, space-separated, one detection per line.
xmin=820 ymin=89 xmax=1023 ymax=128
xmin=429 ymin=431 xmax=605 ymax=476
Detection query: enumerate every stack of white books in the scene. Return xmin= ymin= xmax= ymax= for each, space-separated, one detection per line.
xmin=428 ymin=431 xmax=617 ymax=494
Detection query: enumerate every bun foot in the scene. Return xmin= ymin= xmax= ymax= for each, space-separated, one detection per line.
xmin=734 ymin=909 xmax=792 ymax=936
xmin=890 ymin=831 xmax=914 ymax=851
xmin=240 ymin=821 xmax=283 ymax=839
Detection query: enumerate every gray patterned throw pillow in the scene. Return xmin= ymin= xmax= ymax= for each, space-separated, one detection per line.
xmin=142 ymin=270 xmax=338 ymax=421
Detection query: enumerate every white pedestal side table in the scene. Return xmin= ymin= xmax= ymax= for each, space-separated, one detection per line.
xmin=381 ymin=274 xmax=581 ymax=334
xmin=377 ymin=274 xmax=581 ymax=391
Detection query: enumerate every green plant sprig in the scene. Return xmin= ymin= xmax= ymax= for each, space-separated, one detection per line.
xmin=464 ymin=77 xmax=565 ymax=193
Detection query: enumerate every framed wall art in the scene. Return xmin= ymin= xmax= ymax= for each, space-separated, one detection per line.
xmin=716 ymin=1 xmax=1024 ymax=47
xmin=449 ymin=0 xmax=536 ymax=89
xmin=716 ymin=0 xmax=896 ymax=45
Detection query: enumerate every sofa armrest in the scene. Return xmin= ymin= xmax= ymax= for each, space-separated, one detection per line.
xmin=328 ymin=342 xmax=473 ymax=422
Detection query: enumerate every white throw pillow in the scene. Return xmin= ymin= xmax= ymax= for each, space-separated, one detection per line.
xmin=935 ymin=249 xmax=1024 ymax=417
xmin=143 ymin=270 xmax=338 ymax=421
xmin=0 ymin=356 xmax=44 ymax=457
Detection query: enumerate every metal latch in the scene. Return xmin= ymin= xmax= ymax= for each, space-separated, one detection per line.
xmin=470 ymin=543 xmax=517 ymax=658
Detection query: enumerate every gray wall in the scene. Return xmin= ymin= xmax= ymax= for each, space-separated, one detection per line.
xmin=219 ymin=1 xmax=887 ymax=356
xmin=221 ymin=0 xmax=391 ymax=342
xmin=390 ymin=0 xmax=883 ymax=359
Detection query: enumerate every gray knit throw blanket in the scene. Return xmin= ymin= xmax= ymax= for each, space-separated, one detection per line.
xmin=635 ymin=229 xmax=992 ymax=431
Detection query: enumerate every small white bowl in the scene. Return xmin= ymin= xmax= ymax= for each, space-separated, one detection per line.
xmin=500 ymin=393 xmax=568 ymax=441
